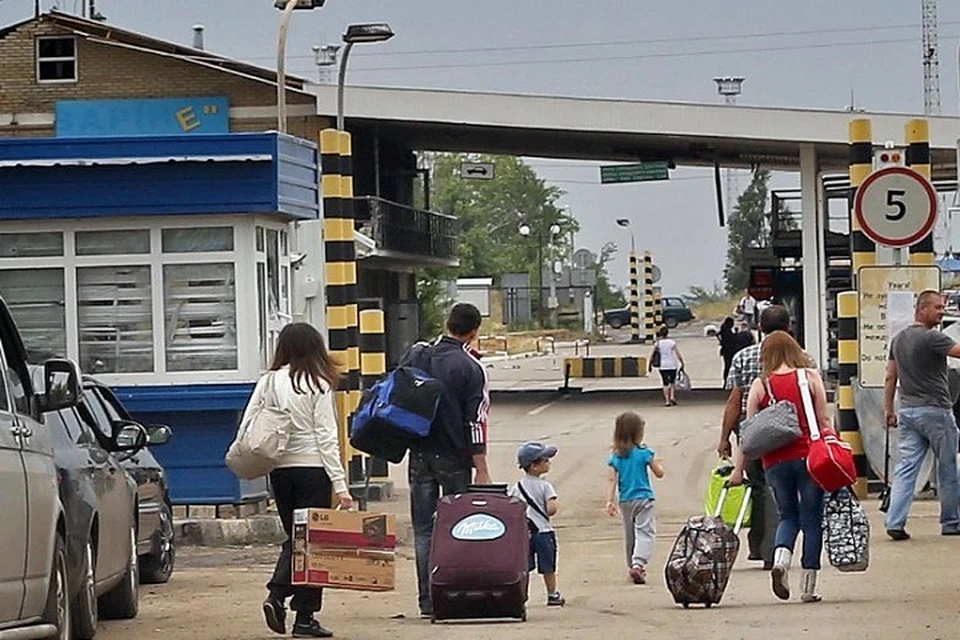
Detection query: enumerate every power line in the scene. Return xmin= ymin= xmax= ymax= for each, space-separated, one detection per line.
xmin=345 ymin=35 xmax=960 ymax=74
xmin=245 ymin=19 xmax=960 ymax=62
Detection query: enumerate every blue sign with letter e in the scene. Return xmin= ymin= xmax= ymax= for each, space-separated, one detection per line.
xmin=56 ymin=97 xmax=230 ymax=137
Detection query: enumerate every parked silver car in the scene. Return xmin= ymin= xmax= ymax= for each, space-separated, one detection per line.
xmin=0 ymin=294 xmax=82 ymax=640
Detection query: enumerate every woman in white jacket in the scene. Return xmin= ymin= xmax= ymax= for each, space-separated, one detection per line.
xmin=254 ymin=323 xmax=352 ymax=639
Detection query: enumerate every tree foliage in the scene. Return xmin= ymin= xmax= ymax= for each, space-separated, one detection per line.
xmin=723 ymin=169 xmax=791 ymax=294
xmin=414 ymin=153 xmax=627 ymax=334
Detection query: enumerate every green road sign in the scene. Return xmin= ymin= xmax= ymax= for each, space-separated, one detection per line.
xmin=600 ymin=162 xmax=670 ymax=184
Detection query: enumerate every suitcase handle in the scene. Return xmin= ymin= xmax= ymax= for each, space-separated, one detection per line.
xmin=714 ymin=481 xmax=752 ymax=535
xmin=468 ymin=483 xmax=509 ymax=494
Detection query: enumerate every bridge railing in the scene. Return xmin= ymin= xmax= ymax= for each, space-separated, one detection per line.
xmin=354 ymin=196 xmax=459 ymax=262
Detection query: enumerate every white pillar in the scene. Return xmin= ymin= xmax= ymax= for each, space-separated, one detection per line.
xmin=800 ymin=144 xmax=825 ymax=369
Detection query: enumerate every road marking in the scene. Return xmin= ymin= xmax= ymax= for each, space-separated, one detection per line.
xmin=527 ymin=399 xmax=560 ymax=416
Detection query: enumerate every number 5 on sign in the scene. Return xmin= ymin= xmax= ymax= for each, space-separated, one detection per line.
xmin=854 ymin=167 xmax=937 ymax=248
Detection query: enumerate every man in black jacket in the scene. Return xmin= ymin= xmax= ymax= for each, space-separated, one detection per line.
xmin=403 ymin=302 xmax=491 ymax=618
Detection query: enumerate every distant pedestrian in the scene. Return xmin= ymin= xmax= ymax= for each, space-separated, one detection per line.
xmin=605 ymin=412 xmax=665 ymax=585
xmin=883 ymin=290 xmax=960 ymax=540
xmin=256 ymin=323 xmax=352 ymax=639
xmin=718 ymin=316 xmax=748 ymax=381
xmin=649 ymin=326 xmax=685 ymax=407
xmin=509 ymin=441 xmax=565 ymax=607
xmin=401 ymin=303 xmax=491 ymax=619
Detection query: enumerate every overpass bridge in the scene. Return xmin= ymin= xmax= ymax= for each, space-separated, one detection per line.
xmin=308 ymin=83 xmax=960 ymax=367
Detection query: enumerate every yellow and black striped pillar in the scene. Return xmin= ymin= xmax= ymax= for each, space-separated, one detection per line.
xmin=629 ymin=250 xmax=641 ymax=343
xmin=850 ymin=118 xmax=875 ymax=283
xmin=653 ymin=286 xmax=663 ymax=328
xmin=321 ymin=128 xmax=360 ymax=475
xmin=643 ymin=251 xmax=655 ymax=342
xmin=906 ymin=118 xmax=935 ymax=266
xmin=837 ymin=291 xmax=867 ymax=498
xmin=359 ymin=298 xmax=389 ymax=482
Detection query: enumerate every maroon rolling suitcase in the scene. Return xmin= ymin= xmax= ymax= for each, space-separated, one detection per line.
xmin=428 ymin=486 xmax=529 ymax=622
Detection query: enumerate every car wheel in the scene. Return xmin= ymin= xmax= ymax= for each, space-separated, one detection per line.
xmin=140 ymin=502 xmax=175 ymax=584
xmin=665 ymin=316 xmax=679 ymax=329
xmin=43 ymin=532 xmax=71 ymax=640
xmin=98 ymin=525 xmax=138 ymax=620
xmin=609 ymin=317 xmax=624 ymax=329
xmin=72 ymin=539 xmax=98 ymax=639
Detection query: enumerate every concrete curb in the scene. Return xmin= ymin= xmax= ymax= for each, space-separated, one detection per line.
xmin=175 ymin=513 xmax=414 ymax=548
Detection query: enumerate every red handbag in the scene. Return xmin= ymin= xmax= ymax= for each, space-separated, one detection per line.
xmin=798 ymin=371 xmax=857 ymax=492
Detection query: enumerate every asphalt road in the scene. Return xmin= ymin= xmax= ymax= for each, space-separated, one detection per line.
xmin=98 ymin=392 xmax=959 ymax=640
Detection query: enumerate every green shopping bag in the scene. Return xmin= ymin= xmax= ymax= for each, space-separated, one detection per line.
xmin=704 ymin=459 xmax=752 ymax=528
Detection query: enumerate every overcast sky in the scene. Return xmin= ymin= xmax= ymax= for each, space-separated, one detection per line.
xmin=3 ymin=0 xmax=959 ymax=296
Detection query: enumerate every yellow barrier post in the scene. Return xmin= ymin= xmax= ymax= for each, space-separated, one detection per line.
xmin=837 ymin=292 xmax=866 ymax=498
xmin=643 ymin=251 xmax=655 ymax=343
xmin=359 ymin=299 xmax=388 ymax=483
xmin=629 ymin=250 xmax=641 ymax=343
xmin=906 ymin=119 xmax=935 ymax=265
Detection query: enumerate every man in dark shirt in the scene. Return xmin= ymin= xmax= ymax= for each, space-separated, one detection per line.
xmin=402 ymin=303 xmax=491 ymax=617
xmin=884 ymin=290 xmax=960 ymax=540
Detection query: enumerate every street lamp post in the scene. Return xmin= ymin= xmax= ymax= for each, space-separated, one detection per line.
xmin=337 ymin=23 xmax=394 ymax=131
xmin=275 ymin=0 xmax=326 ymax=133
xmin=520 ymin=222 xmax=562 ymax=328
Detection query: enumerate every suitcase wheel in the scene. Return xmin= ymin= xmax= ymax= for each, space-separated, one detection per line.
xmin=681 ymin=603 xmax=690 ymax=609
xmin=705 ymin=602 xmax=713 ymax=609
xmin=430 ymin=614 xmax=437 ymax=624
xmin=519 ymin=607 xmax=527 ymax=622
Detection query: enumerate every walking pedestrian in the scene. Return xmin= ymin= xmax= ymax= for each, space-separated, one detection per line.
xmin=718 ymin=316 xmax=749 ymax=381
xmin=718 ymin=305 xmax=792 ymax=570
xmin=730 ymin=330 xmax=831 ymax=603
xmin=605 ymin=412 xmax=665 ymax=585
xmin=649 ymin=326 xmax=684 ymax=406
xmin=402 ymin=303 xmax=491 ymax=618
xmin=883 ymin=290 xmax=960 ymax=540
xmin=256 ymin=323 xmax=352 ymax=639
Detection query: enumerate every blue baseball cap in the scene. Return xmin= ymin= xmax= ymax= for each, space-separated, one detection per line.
xmin=517 ymin=441 xmax=558 ymax=468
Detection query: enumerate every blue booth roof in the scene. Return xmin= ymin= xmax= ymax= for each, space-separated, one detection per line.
xmin=0 ymin=132 xmax=319 ymax=221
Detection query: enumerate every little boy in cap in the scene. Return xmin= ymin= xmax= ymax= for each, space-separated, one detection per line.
xmin=509 ymin=441 xmax=565 ymax=607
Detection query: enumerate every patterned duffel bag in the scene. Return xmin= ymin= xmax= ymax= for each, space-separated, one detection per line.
xmin=823 ymin=487 xmax=870 ymax=573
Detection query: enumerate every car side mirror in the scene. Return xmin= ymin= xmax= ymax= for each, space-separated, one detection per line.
xmin=113 ymin=421 xmax=148 ymax=452
xmin=37 ymin=359 xmax=81 ymax=412
xmin=146 ymin=424 xmax=172 ymax=446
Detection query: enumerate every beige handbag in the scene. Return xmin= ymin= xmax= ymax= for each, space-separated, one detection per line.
xmin=225 ymin=372 xmax=292 ymax=479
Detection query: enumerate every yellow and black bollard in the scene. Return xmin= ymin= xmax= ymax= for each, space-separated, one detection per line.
xmin=837 ymin=291 xmax=867 ymax=498
xmin=849 ymin=118 xmax=875 ymax=281
xmin=643 ymin=251 xmax=655 ymax=343
xmin=653 ymin=286 xmax=663 ymax=329
xmin=906 ymin=119 xmax=935 ymax=266
xmin=629 ymin=250 xmax=640 ymax=343
xmin=359 ymin=298 xmax=389 ymax=482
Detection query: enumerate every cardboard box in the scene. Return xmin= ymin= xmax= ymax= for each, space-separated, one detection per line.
xmin=291 ymin=508 xmax=397 ymax=592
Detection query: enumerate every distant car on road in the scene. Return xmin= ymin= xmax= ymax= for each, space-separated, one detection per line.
xmin=603 ymin=296 xmax=695 ymax=330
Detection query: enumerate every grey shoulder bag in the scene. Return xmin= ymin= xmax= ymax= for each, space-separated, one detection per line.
xmin=739 ymin=375 xmax=803 ymax=459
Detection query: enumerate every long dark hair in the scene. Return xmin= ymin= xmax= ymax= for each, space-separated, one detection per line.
xmin=613 ymin=412 xmax=645 ymax=458
xmin=269 ymin=323 xmax=340 ymax=394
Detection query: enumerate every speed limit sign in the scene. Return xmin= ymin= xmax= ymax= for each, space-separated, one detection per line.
xmin=853 ymin=166 xmax=937 ymax=247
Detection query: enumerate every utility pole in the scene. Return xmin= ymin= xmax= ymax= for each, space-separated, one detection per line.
xmin=922 ymin=0 xmax=941 ymax=115
xmin=713 ymin=76 xmax=745 ymax=217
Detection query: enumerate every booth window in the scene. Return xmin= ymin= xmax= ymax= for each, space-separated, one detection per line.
xmin=0 ymin=269 xmax=66 ymax=360
xmin=77 ymin=266 xmax=154 ymax=373
xmin=162 ymin=227 xmax=234 ymax=253
xmin=163 ymin=263 xmax=238 ymax=371
xmin=0 ymin=232 xmax=63 ymax=258
xmin=36 ymin=36 xmax=77 ymax=83
xmin=76 ymin=230 xmax=150 ymax=256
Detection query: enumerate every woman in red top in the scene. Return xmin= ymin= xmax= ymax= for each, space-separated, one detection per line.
xmin=730 ymin=331 xmax=832 ymax=604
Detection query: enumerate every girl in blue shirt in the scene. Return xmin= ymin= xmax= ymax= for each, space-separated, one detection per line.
xmin=605 ymin=412 xmax=665 ymax=584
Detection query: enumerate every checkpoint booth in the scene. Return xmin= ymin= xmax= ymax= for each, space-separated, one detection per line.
xmin=0 ymin=132 xmax=320 ymax=504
